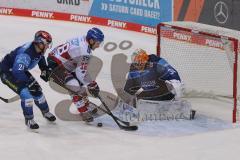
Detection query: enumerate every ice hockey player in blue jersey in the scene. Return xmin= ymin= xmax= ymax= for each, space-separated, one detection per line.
xmin=0 ymin=31 xmax=56 ymax=129
xmin=124 ymin=48 xmax=183 ymax=101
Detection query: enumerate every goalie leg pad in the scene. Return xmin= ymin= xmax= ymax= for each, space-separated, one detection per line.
xmin=114 ymin=99 xmax=139 ymax=122
xmin=137 ymin=99 xmax=192 ymax=121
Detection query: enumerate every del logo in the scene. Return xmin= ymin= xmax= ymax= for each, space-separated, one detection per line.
xmin=141 ymin=80 xmax=156 ymax=87
xmin=0 ymin=8 xmax=13 ymax=15
xmin=31 ymin=11 xmax=54 ymax=19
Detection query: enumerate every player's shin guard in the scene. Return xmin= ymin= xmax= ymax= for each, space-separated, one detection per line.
xmin=20 ymin=88 xmax=40 ymax=129
xmin=21 ymin=98 xmax=39 ymax=129
xmin=34 ymin=95 xmax=56 ymax=122
xmin=34 ymin=95 xmax=49 ymax=113
xmin=21 ymin=98 xmax=34 ymax=120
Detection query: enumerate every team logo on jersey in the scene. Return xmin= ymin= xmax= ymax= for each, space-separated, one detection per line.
xmin=141 ymin=80 xmax=156 ymax=88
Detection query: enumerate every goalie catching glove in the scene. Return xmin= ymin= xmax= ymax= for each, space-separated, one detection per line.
xmin=87 ymin=81 xmax=100 ymax=97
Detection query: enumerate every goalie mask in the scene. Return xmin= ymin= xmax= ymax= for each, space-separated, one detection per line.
xmin=131 ymin=48 xmax=149 ymax=70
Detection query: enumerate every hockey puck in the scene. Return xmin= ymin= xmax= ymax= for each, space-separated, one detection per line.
xmin=97 ymin=123 xmax=103 ymax=127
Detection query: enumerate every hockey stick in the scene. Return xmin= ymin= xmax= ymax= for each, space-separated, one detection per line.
xmin=0 ymin=79 xmax=38 ymax=103
xmin=0 ymin=95 xmax=20 ymax=103
xmin=0 ymin=96 xmax=8 ymax=103
xmin=94 ymin=105 xmax=131 ymax=126
xmin=0 ymin=95 xmax=19 ymax=103
xmin=49 ymin=72 xmax=137 ymax=130
xmin=97 ymin=95 xmax=138 ymax=131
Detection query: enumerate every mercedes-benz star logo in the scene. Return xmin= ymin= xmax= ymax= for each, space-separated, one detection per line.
xmin=214 ymin=1 xmax=228 ymax=24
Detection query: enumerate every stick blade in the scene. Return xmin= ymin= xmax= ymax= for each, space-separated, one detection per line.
xmin=121 ymin=125 xmax=138 ymax=131
xmin=0 ymin=97 xmax=8 ymax=103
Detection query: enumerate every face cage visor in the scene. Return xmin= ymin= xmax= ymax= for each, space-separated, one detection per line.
xmin=35 ymin=37 xmax=53 ymax=49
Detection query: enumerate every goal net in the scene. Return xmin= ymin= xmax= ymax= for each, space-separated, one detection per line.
xmin=157 ymin=22 xmax=239 ymax=123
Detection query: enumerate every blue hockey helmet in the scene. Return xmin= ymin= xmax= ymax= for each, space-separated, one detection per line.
xmin=86 ymin=27 xmax=104 ymax=43
xmin=34 ymin=30 xmax=52 ymax=47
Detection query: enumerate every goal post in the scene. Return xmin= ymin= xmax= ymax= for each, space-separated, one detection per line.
xmin=157 ymin=22 xmax=239 ymax=123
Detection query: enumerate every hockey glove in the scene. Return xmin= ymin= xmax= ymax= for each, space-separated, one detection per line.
xmin=87 ymin=81 xmax=100 ymax=97
xmin=27 ymin=80 xmax=42 ymax=96
xmin=40 ymin=68 xmax=52 ymax=82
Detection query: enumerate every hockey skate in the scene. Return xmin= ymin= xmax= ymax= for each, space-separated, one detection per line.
xmin=81 ymin=103 xmax=99 ymax=122
xmin=25 ymin=119 xmax=39 ymax=129
xmin=42 ymin=112 xmax=56 ymax=122
xmin=88 ymin=103 xmax=99 ymax=116
xmin=80 ymin=111 xmax=94 ymax=122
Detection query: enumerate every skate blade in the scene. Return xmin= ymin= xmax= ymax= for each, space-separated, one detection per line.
xmin=26 ymin=127 xmax=40 ymax=133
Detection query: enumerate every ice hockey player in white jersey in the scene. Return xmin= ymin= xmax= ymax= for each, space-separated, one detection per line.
xmin=122 ymin=49 xmax=195 ymax=120
xmin=0 ymin=31 xmax=56 ymax=129
xmin=46 ymin=27 xmax=104 ymax=122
